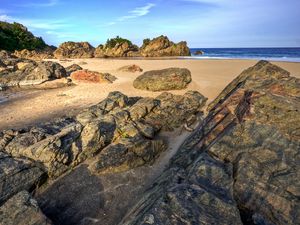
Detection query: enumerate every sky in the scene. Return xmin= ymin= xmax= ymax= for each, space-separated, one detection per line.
xmin=0 ymin=0 xmax=300 ymax=48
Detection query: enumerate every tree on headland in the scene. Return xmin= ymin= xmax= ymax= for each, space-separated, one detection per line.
xmin=105 ymin=36 xmax=132 ymax=48
xmin=0 ymin=21 xmax=47 ymax=51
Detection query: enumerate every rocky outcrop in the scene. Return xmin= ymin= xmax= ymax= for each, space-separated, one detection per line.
xmin=121 ymin=61 xmax=300 ymax=225
xmin=0 ymin=191 xmax=53 ymax=225
xmin=194 ymin=50 xmax=204 ymax=55
xmin=13 ymin=48 xmax=55 ymax=60
xmin=117 ymin=64 xmax=143 ymax=73
xmin=140 ymin=35 xmax=191 ymax=57
xmin=0 ymin=150 xmax=45 ymax=205
xmin=133 ymin=67 xmax=192 ymax=91
xmin=0 ymin=59 xmax=6 ymax=72
xmin=70 ymin=70 xmax=117 ymax=84
xmin=1 ymin=90 xmax=206 ymax=179
xmin=0 ymin=59 xmax=67 ymax=87
xmin=54 ymin=42 xmax=95 ymax=59
xmin=65 ymin=64 xmax=83 ymax=75
xmin=94 ymin=42 xmax=139 ymax=58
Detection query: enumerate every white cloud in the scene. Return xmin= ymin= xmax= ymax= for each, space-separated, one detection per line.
xmin=117 ymin=3 xmax=155 ymax=22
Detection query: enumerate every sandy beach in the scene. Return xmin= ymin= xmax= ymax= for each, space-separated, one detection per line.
xmin=1 ymin=58 xmax=300 ymax=130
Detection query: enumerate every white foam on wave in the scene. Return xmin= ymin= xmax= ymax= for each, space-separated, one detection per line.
xmin=181 ymin=55 xmax=300 ymax=62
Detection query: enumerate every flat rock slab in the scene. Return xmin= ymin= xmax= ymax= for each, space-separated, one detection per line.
xmin=133 ymin=67 xmax=192 ymax=91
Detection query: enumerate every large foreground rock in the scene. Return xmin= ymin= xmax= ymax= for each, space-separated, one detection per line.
xmin=0 ymin=59 xmax=67 ymax=87
xmin=122 ymin=61 xmax=300 ymax=225
xmin=140 ymin=35 xmax=191 ymax=57
xmin=133 ymin=67 xmax=192 ymax=91
xmin=54 ymin=42 xmax=95 ymax=59
xmin=0 ymin=191 xmax=52 ymax=225
xmin=0 ymin=150 xmax=45 ymax=205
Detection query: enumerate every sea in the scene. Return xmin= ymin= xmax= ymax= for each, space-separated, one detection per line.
xmin=188 ymin=48 xmax=300 ymax=62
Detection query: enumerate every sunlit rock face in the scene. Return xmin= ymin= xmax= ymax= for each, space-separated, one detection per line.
xmin=54 ymin=41 xmax=95 ymax=59
xmin=121 ymin=61 xmax=300 ymax=225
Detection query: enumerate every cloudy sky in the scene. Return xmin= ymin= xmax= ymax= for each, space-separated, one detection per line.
xmin=1 ymin=0 xmax=300 ymax=47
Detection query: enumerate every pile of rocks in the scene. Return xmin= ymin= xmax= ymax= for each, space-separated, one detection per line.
xmin=0 ymin=90 xmax=207 ymax=224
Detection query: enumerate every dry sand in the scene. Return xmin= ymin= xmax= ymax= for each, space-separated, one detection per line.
xmin=1 ymin=59 xmax=300 ymax=130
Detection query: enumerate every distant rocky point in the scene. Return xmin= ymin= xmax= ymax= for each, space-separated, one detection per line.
xmin=140 ymin=35 xmax=191 ymax=57
xmin=0 ymin=21 xmax=192 ymax=59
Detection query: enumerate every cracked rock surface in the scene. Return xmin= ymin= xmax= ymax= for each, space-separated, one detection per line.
xmin=0 ymin=89 xmax=206 ymax=224
xmin=121 ymin=61 xmax=300 ymax=225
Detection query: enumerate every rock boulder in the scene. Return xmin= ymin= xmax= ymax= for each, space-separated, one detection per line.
xmin=54 ymin=42 xmax=95 ymax=59
xmin=70 ymin=70 xmax=117 ymax=84
xmin=65 ymin=64 xmax=83 ymax=76
xmin=94 ymin=42 xmax=139 ymax=58
xmin=140 ymin=35 xmax=191 ymax=57
xmin=0 ymin=60 xmax=67 ymax=87
xmin=133 ymin=67 xmax=192 ymax=91
xmin=13 ymin=48 xmax=55 ymax=60
xmin=117 ymin=64 xmax=143 ymax=73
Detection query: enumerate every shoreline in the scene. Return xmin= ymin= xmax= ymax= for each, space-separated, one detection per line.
xmin=52 ymin=56 xmax=300 ymax=63
xmin=1 ymin=58 xmax=300 ymax=130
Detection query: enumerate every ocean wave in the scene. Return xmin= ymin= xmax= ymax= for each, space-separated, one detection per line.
xmin=182 ymin=55 xmax=300 ymax=62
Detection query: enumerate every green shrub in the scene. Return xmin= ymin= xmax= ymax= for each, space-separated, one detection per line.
xmin=142 ymin=38 xmax=151 ymax=48
xmin=105 ymin=36 xmax=132 ymax=48
xmin=0 ymin=21 xmax=47 ymax=51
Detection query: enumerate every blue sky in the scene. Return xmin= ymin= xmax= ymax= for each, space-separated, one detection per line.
xmin=0 ymin=0 xmax=300 ymax=47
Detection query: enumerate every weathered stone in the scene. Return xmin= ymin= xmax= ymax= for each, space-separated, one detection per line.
xmin=94 ymin=42 xmax=139 ymax=58
xmin=133 ymin=67 xmax=192 ymax=91
xmin=3 ymin=121 xmax=83 ymax=178
xmin=121 ymin=153 xmax=242 ymax=225
xmin=70 ymin=69 xmax=117 ymax=84
xmin=145 ymin=91 xmax=207 ymax=131
xmin=140 ymin=35 xmax=191 ymax=57
xmin=65 ymin=64 xmax=82 ymax=75
xmin=90 ymin=135 xmax=166 ymax=174
xmin=76 ymin=91 xmax=130 ymax=125
xmin=117 ymin=64 xmax=143 ymax=73
xmin=54 ymin=42 xmax=95 ymax=59
xmin=13 ymin=48 xmax=55 ymax=60
xmin=0 ymin=152 xmax=45 ymax=205
xmin=0 ymin=60 xmax=67 ymax=87
xmin=122 ymin=61 xmax=300 ymax=225
xmin=0 ymin=191 xmax=53 ymax=225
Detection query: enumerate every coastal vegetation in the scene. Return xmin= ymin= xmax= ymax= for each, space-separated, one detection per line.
xmin=105 ymin=36 xmax=132 ymax=48
xmin=0 ymin=21 xmax=47 ymax=51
